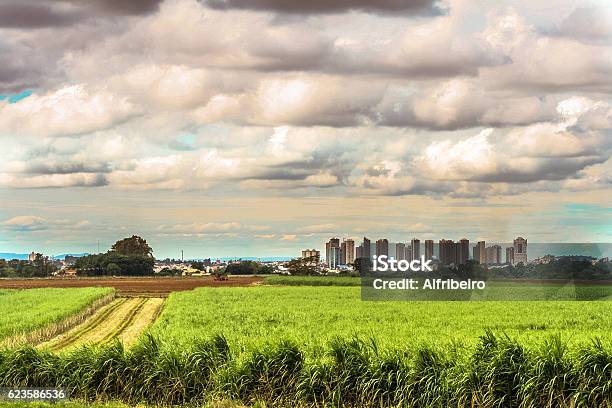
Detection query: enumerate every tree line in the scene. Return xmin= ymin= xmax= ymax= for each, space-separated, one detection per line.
xmin=0 ymin=254 xmax=57 ymax=278
xmin=74 ymin=236 xmax=154 ymax=276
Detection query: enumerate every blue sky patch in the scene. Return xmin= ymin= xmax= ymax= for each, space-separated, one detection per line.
xmin=0 ymin=90 xmax=33 ymax=104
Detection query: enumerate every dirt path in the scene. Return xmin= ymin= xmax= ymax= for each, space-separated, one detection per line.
xmin=0 ymin=276 xmax=263 ymax=297
xmin=40 ymin=297 xmax=165 ymax=352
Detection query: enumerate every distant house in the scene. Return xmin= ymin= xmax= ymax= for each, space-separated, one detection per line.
xmin=63 ymin=268 xmax=78 ymax=276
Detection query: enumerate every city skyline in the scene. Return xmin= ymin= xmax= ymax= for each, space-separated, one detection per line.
xmin=0 ymin=0 xmax=611 ymax=258
xmin=325 ymin=235 xmax=531 ymax=267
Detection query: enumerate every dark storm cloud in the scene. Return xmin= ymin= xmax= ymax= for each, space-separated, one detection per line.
xmin=248 ymin=169 xmax=312 ymax=181
xmin=204 ymin=0 xmax=443 ymax=15
xmin=0 ymin=3 xmax=82 ymax=28
xmin=472 ymin=156 xmax=609 ymax=184
xmin=240 ymin=153 xmax=353 ymax=185
xmin=0 ymin=0 xmax=163 ymax=28
xmin=25 ymin=162 xmax=112 ymax=175
xmin=69 ymin=0 xmax=164 ymax=16
xmin=76 ymin=173 xmax=108 ymax=187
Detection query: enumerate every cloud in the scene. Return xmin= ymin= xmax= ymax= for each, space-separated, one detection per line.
xmin=255 ymin=234 xmax=276 ymax=239
xmin=157 ymin=222 xmax=243 ymax=234
xmin=377 ymin=79 xmax=557 ymax=130
xmin=2 ymin=216 xmax=48 ymax=231
xmin=0 ymin=173 xmax=108 ymax=189
xmin=404 ymin=223 xmax=433 ymax=233
xmin=75 ymin=0 xmax=164 ymax=16
xmin=415 ymin=111 xmax=610 ymax=184
xmin=0 ymin=85 xmax=139 ymax=137
xmin=296 ymin=224 xmax=339 ymax=233
xmin=547 ymin=6 xmax=612 ymax=45
xmin=0 ymin=3 xmax=83 ymax=28
xmin=280 ymin=234 xmax=297 ymax=241
xmin=0 ymin=0 xmax=163 ymax=28
xmin=0 ymin=216 xmax=94 ymax=233
xmin=109 ymin=64 xmax=219 ymax=109
xmin=481 ymin=8 xmax=612 ymax=92
xmin=203 ymin=0 xmax=442 ymax=15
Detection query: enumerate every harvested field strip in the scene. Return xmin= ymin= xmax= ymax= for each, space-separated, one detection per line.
xmin=0 ymin=277 xmax=263 ymax=294
xmin=100 ymin=298 xmax=148 ymax=344
xmin=0 ymin=288 xmax=114 ymax=344
xmin=39 ymin=297 xmax=166 ymax=352
xmin=118 ymin=298 xmax=165 ymax=346
xmin=43 ymin=298 xmax=128 ymax=352
xmin=2 ymin=291 xmax=115 ymax=348
xmin=58 ymin=298 xmax=141 ymax=350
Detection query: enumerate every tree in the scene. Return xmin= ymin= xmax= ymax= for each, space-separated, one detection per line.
xmin=352 ymin=257 xmax=373 ymax=275
xmin=75 ymin=252 xmax=154 ymax=276
xmin=191 ymin=261 xmax=206 ymax=271
xmin=111 ymin=235 xmax=153 ymax=257
xmin=32 ymin=253 xmax=55 ymax=277
xmin=106 ymin=263 xmax=121 ymax=275
xmin=286 ymin=257 xmax=319 ymax=276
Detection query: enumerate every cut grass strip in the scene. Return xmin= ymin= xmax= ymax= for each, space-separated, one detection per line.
xmin=99 ymin=298 xmax=148 ymax=344
xmin=2 ymin=292 xmax=115 ymax=349
xmin=64 ymin=298 xmax=141 ymax=348
xmin=118 ymin=298 xmax=165 ymax=347
xmin=0 ymin=288 xmax=115 ymax=347
xmin=43 ymin=298 xmax=128 ymax=352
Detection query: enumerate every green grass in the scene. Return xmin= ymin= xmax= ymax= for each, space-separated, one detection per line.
xmin=0 ymin=401 xmax=243 ymax=408
xmin=0 ymin=288 xmax=114 ymax=341
xmin=148 ymin=286 xmax=612 ymax=355
xmin=0 ymin=333 xmax=610 ymax=407
xmin=1 ymin=285 xmax=611 ymax=407
xmin=264 ymin=275 xmax=360 ymax=286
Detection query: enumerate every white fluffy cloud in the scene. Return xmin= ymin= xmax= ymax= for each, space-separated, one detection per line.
xmin=0 ymin=85 xmax=139 ymax=137
xmin=0 ymin=0 xmax=609 ymax=202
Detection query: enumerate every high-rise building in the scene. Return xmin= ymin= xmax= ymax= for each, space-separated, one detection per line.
xmin=410 ymin=238 xmax=420 ymax=261
xmin=355 ymin=245 xmax=363 ymax=259
xmin=505 ymin=247 xmax=514 ymax=265
xmin=424 ymin=240 xmax=434 ymax=261
xmin=439 ymin=239 xmax=457 ymax=265
xmin=485 ymin=245 xmax=502 ymax=264
xmin=301 ymin=249 xmax=320 ymax=266
xmin=326 ymin=238 xmax=340 ymax=269
xmin=405 ymin=246 xmax=412 ymax=261
xmin=343 ymin=239 xmax=355 ymax=264
xmin=473 ymin=245 xmax=479 ymax=263
xmin=302 ymin=249 xmax=321 ymax=264
xmin=513 ymin=237 xmax=527 ymax=265
xmin=330 ymin=246 xmax=340 ymax=269
xmin=396 ymin=243 xmax=406 ymax=261
xmin=376 ymin=239 xmax=389 ymax=257
xmin=459 ymin=238 xmax=470 ymax=265
xmin=477 ymin=241 xmax=486 ymax=264
xmin=363 ymin=237 xmax=371 ymax=259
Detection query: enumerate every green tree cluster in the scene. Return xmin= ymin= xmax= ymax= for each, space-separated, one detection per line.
xmin=75 ymin=236 xmax=155 ymax=276
xmin=286 ymin=256 xmax=320 ymax=276
xmin=224 ymin=260 xmax=274 ymax=275
xmin=0 ymin=255 xmax=57 ymax=277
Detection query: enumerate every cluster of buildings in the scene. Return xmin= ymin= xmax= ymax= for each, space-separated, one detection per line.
xmin=306 ymin=237 xmax=530 ymax=269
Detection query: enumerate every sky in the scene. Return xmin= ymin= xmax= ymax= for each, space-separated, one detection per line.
xmin=0 ymin=0 xmax=611 ymax=259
